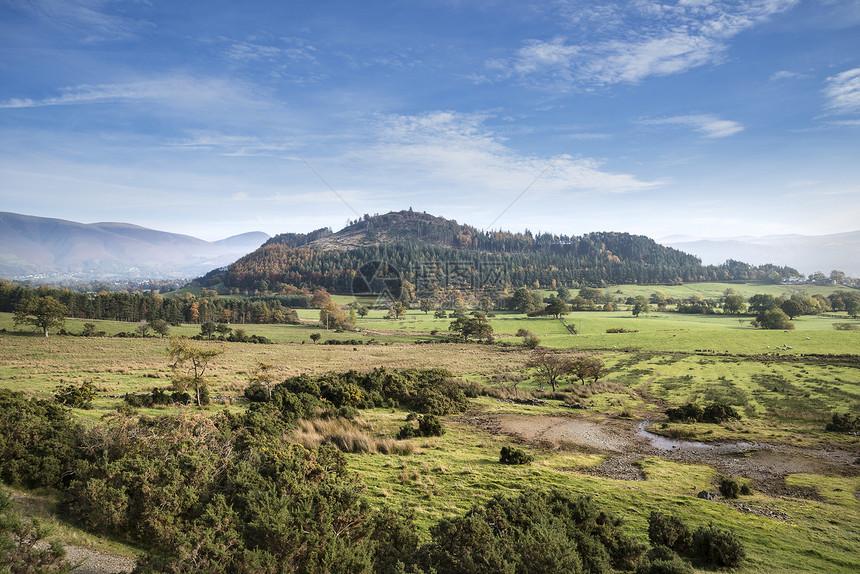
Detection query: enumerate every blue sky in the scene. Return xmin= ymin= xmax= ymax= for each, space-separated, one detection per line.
xmin=1 ymin=0 xmax=859 ymax=241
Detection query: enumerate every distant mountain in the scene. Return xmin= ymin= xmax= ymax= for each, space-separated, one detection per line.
xmin=661 ymin=231 xmax=860 ymax=277
xmin=0 ymin=212 xmax=269 ymax=280
xmin=204 ymin=210 xmax=799 ymax=293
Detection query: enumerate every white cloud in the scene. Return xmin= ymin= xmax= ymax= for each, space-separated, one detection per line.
xmin=0 ymin=75 xmax=256 ymax=110
xmin=501 ymin=0 xmax=800 ymax=88
xmin=356 ymin=111 xmax=660 ymax=196
xmin=824 ymin=68 xmax=860 ymax=113
xmin=18 ymin=0 xmax=140 ymax=42
xmin=641 ymin=114 xmax=745 ymax=138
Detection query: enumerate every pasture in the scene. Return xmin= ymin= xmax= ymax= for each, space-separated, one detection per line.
xmin=1 ymin=290 xmax=859 ymax=572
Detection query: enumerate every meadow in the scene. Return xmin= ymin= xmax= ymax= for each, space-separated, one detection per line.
xmin=1 ymin=284 xmax=859 ymax=572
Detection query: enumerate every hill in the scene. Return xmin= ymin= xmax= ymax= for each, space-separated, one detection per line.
xmin=662 ymin=231 xmax=860 ymax=277
xmin=0 ymin=212 xmax=269 ymax=281
xmin=207 ymin=210 xmax=799 ymax=293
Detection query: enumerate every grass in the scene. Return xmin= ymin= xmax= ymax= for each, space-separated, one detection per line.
xmin=2 ymin=284 xmax=859 ymax=572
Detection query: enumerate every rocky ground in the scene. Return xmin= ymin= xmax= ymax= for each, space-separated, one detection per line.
xmin=461 ymin=409 xmax=860 ymax=503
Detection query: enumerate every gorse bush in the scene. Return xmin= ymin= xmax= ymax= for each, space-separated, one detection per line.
xmin=54 ymin=382 xmax=97 ymax=409
xmin=499 ymin=446 xmax=533 ymax=465
xmin=666 ymin=402 xmax=740 ymax=424
xmin=647 ymin=512 xmax=745 ymax=570
xmin=825 ymin=412 xmax=860 ymax=434
xmin=397 ymin=413 xmax=445 ymax=439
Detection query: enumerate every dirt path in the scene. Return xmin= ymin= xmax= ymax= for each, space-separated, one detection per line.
xmin=64 ymin=547 xmax=135 ymax=574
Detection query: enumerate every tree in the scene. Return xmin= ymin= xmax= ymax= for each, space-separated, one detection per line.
xmin=526 ymin=349 xmax=573 ymax=392
xmin=310 ymin=288 xmax=332 ymax=309
xmin=448 ymin=311 xmax=494 ymax=342
xmin=320 ymin=301 xmax=347 ymax=329
xmin=723 ymin=293 xmax=747 ymax=315
xmin=749 ymin=294 xmax=778 ymax=314
xmin=13 ymin=296 xmax=68 ymax=337
xmin=387 ymin=301 xmax=408 ymax=319
xmin=570 ymin=356 xmax=609 ymax=384
xmin=248 ymin=358 xmax=276 ymax=401
xmin=167 ymin=336 xmax=223 ymax=407
xmin=150 ymin=319 xmax=170 ymax=338
xmin=847 ymin=300 xmax=860 ymax=319
xmin=309 ymin=332 xmax=321 ymax=344
xmin=780 ymin=299 xmax=803 ymax=320
xmin=545 ymin=298 xmax=569 ymax=319
xmin=556 ymin=286 xmax=571 ymax=301
xmin=756 ymin=308 xmax=794 ymax=330
xmin=200 ymin=321 xmax=217 ymax=340
xmin=136 ymin=320 xmax=151 ymax=338
xmin=419 ymin=299 xmax=434 ymax=314
xmin=511 ymin=286 xmax=538 ymax=314
xmin=631 ymin=296 xmax=651 ymax=317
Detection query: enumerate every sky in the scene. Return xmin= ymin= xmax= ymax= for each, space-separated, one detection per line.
xmin=1 ymin=0 xmax=859 ymax=242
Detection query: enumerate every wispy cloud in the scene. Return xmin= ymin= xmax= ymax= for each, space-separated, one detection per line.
xmin=0 ymin=75 xmax=254 ymax=109
xmin=358 ymin=111 xmax=660 ymax=195
xmin=824 ymin=68 xmax=860 ymax=114
xmin=17 ymin=0 xmax=141 ymax=42
xmin=497 ymin=0 xmax=800 ymax=88
xmin=641 ymin=114 xmax=745 ymax=138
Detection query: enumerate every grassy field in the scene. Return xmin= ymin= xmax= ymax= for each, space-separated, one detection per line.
xmin=2 ymin=288 xmax=860 ymax=572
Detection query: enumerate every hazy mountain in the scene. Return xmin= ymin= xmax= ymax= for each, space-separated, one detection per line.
xmin=0 ymin=212 xmax=269 ymax=280
xmin=661 ymin=231 xmax=860 ymax=277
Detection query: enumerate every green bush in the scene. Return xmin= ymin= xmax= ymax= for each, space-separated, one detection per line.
xmin=54 ymin=382 xmax=96 ymax=409
xmin=718 ymin=476 xmax=742 ymax=499
xmin=826 ymin=412 xmax=860 ymax=434
xmin=499 ymin=446 xmax=533 ymax=465
xmin=691 ymin=523 xmax=746 ymax=568
xmin=636 ymin=546 xmax=693 ymax=574
xmin=647 ymin=512 xmax=691 ymax=554
xmin=423 ymin=490 xmax=644 ymax=574
xmin=0 ymin=390 xmax=81 ymax=488
xmin=666 ymin=402 xmax=740 ymax=424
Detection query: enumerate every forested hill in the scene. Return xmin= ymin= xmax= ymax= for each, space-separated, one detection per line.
xmin=208 ymin=210 xmax=799 ymax=293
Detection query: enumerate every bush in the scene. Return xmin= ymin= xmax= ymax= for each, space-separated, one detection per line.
xmin=832 ymin=322 xmax=860 ymax=331
xmin=397 ymin=414 xmax=444 ymax=439
xmin=718 ymin=476 xmax=742 ymax=499
xmin=825 ymin=412 xmax=860 ymax=434
xmin=499 ymin=446 xmax=533 ymax=465
xmin=636 ymin=546 xmax=694 ymax=574
xmin=54 ymin=382 xmax=96 ymax=409
xmin=647 ymin=512 xmax=691 ymax=554
xmin=666 ymin=402 xmax=739 ymax=424
xmin=522 ymin=334 xmax=541 ymax=349
xmin=691 ymin=524 xmax=745 ymax=568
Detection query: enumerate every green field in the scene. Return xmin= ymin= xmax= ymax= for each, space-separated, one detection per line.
xmin=2 ymin=285 xmax=859 ymax=572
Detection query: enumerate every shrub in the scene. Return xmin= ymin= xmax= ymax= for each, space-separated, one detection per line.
xmin=647 ymin=512 xmax=691 ymax=554
xmin=666 ymin=402 xmax=739 ymax=424
xmin=825 ymin=412 xmax=860 ymax=434
xmin=636 ymin=546 xmax=694 ymax=574
xmin=499 ymin=446 xmax=533 ymax=465
xmin=418 ymin=414 xmax=445 ymax=437
xmin=718 ymin=476 xmax=742 ymax=499
xmin=54 ymin=382 xmax=96 ymax=409
xmin=691 ymin=524 xmax=745 ymax=568
xmin=522 ymin=334 xmax=541 ymax=349
xmin=832 ymin=322 xmax=860 ymax=331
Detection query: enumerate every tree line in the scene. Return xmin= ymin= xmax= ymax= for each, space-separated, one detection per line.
xmin=0 ymin=280 xmax=309 ymax=325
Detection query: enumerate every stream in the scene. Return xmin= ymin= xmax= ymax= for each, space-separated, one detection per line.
xmin=636 ymin=421 xmax=762 ymax=454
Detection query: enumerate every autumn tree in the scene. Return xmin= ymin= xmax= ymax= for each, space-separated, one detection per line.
xmin=248 ymin=358 xmax=276 ymax=401
xmin=167 ymin=336 xmax=223 ymax=407
xmin=13 ymin=296 xmax=68 ymax=337
xmin=310 ymin=288 xmax=333 ymax=309
xmin=320 ymin=301 xmax=347 ymax=329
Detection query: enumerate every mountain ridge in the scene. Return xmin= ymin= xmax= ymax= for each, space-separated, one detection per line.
xmin=0 ymin=212 xmax=269 ymax=280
